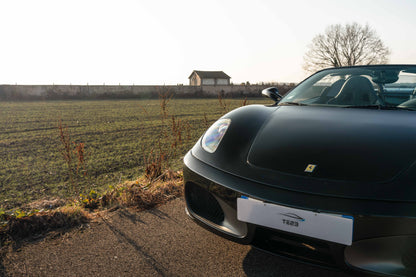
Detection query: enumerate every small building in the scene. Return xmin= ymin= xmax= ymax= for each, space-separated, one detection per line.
xmin=189 ymin=70 xmax=231 ymax=86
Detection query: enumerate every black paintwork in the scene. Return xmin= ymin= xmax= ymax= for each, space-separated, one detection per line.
xmin=249 ymin=106 xmax=416 ymax=183
xmin=192 ymin=104 xmax=416 ymax=202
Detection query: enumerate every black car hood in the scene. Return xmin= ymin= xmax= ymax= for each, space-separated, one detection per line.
xmin=248 ymin=106 xmax=416 ymax=183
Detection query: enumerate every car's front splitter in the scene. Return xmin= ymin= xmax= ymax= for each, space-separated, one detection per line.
xmin=183 ymin=151 xmax=416 ymax=276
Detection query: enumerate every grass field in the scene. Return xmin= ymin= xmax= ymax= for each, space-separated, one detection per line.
xmin=1 ymin=97 xmax=270 ymax=210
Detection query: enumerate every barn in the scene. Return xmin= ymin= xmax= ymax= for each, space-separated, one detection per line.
xmin=188 ymin=70 xmax=231 ymax=86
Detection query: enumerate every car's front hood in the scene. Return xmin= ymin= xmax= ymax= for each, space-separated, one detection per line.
xmin=247 ymin=106 xmax=416 ymax=183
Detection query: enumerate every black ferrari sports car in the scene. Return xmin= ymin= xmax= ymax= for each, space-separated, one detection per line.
xmin=183 ymin=65 xmax=416 ymax=276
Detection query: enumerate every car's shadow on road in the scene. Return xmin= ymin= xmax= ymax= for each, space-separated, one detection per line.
xmin=101 ymin=215 xmax=169 ymax=276
xmin=242 ymin=247 xmax=353 ymax=277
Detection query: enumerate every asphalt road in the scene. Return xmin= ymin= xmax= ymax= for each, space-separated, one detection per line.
xmin=2 ymin=198 xmax=353 ymax=276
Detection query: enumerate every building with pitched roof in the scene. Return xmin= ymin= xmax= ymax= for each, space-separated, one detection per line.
xmin=188 ymin=70 xmax=231 ymax=86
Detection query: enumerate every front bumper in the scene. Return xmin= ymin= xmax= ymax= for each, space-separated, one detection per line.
xmin=183 ymin=151 xmax=416 ymax=276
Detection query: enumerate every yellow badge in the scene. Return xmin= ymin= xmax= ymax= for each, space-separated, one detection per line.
xmin=304 ymin=164 xmax=317 ymax=173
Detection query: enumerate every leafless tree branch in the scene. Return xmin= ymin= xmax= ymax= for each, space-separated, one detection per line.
xmin=303 ymin=23 xmax=390 ymax=72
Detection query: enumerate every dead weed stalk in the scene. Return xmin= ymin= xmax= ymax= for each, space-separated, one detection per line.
xmin=144 ymin=150 xmax=164 ymax=181
xmin=218 ymin=93 xmax=229 ymax=114
xmin=240 ymin=97 xmax=248 ymax=106
xmin=203 ymin=112 xmax=209 ymax=129
xmin=158 ymin=89 xmax=173 ymax=119
xmin=58 ymin=119 xmax=87 ymax=195
xmin=141 ymin=89 xmax=191 ymax=181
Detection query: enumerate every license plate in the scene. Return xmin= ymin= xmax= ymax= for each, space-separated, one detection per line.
xmin=237 ymin=197 xmax=353 ymax=245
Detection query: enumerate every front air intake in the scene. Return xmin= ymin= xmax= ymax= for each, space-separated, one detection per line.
xmin=185 ymin=183 xmax=224 ymax=225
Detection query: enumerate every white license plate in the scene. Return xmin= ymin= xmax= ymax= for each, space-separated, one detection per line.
xmin=237 ymin=197 xmax=353 ymax=245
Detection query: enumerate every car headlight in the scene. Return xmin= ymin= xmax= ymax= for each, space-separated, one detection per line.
xmin=202 ymin=118 xmax=231 ymax=153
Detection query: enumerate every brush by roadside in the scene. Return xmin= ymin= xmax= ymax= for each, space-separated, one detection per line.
xmin=0 ymin=170 xmax=183 ymax=249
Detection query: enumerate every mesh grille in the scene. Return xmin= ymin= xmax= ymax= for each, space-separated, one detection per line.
xmin=252 ymin=227 xmax=341 ymax=267
xmin=185 ymin=183 xmax=224 ymax=225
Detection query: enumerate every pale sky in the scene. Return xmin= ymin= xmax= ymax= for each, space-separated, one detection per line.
xmin=1 ymin=0 xmax=415 ymax=85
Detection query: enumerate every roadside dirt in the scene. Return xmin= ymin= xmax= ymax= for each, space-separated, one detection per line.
xmin=1 ymin=198 xmax=351 ymax=276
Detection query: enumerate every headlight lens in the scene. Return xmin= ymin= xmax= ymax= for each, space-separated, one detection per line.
xmin=202 ymin=118 xmax=231 ymax=153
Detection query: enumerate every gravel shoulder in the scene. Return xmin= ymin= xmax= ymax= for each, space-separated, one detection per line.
xmin=1 ymin=198 xmax=352 ymax=276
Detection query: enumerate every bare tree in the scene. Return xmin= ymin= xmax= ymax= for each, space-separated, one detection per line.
xmin=303 ymin=23 xmax=390 ymax=72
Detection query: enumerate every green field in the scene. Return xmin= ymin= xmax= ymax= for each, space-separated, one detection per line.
xmin=0 ymin=98 xmax=270 ymax=209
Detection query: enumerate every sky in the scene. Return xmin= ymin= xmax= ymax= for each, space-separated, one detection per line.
xmin=1 ymin=0 xmax=416 ymax=85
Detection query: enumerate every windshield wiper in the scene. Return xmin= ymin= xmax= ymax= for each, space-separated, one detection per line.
xmin=344 ymin=104 xmax=383 ymax=109
xmin=344 ymin=105 xmax=414 ymax=111
xmin=278 ymin=102 xmax=308 ymax=106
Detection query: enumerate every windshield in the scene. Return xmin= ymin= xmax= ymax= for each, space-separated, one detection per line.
xmin=280 ymin=65 xmax=416 ymax=110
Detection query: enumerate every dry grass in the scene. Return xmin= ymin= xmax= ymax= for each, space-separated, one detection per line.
xmin=24 ymin=198 xmax=66 ymax=210
xmin=0 ymin=206 xmax=90 ymax=247
xmin=101 ymin=170 xmax=183 ymax=210
xmin=0 ymin=171 xmax=183 ymax=247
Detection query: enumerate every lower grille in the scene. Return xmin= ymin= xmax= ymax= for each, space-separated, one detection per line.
xmin=252 ymin=227 xmax=343 ymax=267
xmin=185 ymin=183 xmax=225 ymax=225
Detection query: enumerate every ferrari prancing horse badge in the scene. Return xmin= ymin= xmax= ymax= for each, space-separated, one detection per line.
xmin=304 ymin=164 xmax=317 ymax=173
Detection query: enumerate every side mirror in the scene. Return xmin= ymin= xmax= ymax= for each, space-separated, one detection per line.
xmin=262 ymin=87 xmax=283 ymax=103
